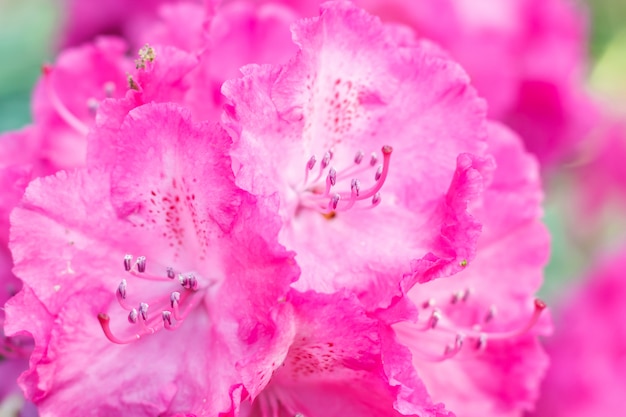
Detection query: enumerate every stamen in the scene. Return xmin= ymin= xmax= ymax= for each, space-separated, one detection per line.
xmin=354 ymin=150 xmax=364 ymax=164
xmin=329 ymin=194 xmax=340 ymax=210
xmin=375 ymin=165 xmax=383 ymax=181
xmin=371 ymin=192 xmax=381 ymax=207
xmin=117 ymin=279 xmax=127 ymax=299
xmin=170 ymin=291 xmax=181 ymax=308
xmin=162 ymin=311 xmax=172 ymax=327
xmin=422 ymin=298 xmax=435 ymax=309
xmin=123 ymin=254 xmax=133 ymax=271
xmin=104 ymin=81 xmax=115 ymax=98
xmin=166 ymin=267 xmax=175 ymax=279
xmin=370 ymin=152 xmax=378 ymax=166
xmin=42 ymin=65 xmax=89 ymax=136
xmin=429 ymin=310 xmax=441 ymax=329
xmin=139 ymin=302 xmax=149 ymax=321
xmin=128 ymin=308 xmax=138 ymax=324
xmin=321 ymin=151 xmax=331 ymax=169
xmin=87 ymin=98 xmax=99 ymax=114
xmin=136 ymin=256 xmax=147 ymax=273
xmin=475 ymin=334 xmax=487 ymax=350
xmin=307 ymin=155 xmax=317 ymax=170
xmin=484 ymin=305 xmax=496 ymax=323
xmin=351 ymin=179 xmax=361 ymax=197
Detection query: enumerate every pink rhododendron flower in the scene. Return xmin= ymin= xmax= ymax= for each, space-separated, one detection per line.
xmin=396 ymin=123 xmax=550 ymax=417
xmin=222 ymin=1 xmax=490 ymax=311
xmin=223 ymin=2 xmax=549 ymax=415
xmin=530 ymin=248 xmax=626 ymax=417
xmin=4 ymin=103 xmax=300 ymax=416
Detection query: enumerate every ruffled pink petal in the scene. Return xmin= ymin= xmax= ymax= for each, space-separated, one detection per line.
xmin=6 ymin=103 xmax=299 ymax=415
xmin=222 ymin=1 xmax=489 ymax=311
xmin=242 ymin=290 xmax=450 ymax=417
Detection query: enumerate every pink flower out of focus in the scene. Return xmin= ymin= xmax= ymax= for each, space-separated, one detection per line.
xmin=223 ymin=2 xmax=549 ymax=415
xmin=530 ymin=248 xmax=626 ymax=417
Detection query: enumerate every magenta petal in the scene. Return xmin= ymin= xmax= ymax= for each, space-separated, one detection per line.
xmin=6 ymin=103 xmax=300 ymax=415
xmin=243 ymin=290 xmax=451 ymax=416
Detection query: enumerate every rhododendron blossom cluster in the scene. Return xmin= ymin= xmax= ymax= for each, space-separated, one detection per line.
xmin=0 ymin=0 xmax=567 ymax=416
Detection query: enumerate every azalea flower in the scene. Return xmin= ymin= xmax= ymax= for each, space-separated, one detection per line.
xmin=222 ymin=2 xmax=549 ymax=415
xmin=4 ymin=103 xmax=300 ymax=416
xmin=530 ymin=248 xmax=626 ymax=417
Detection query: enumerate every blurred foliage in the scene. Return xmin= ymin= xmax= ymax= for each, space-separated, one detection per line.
xmin=0 ymin=0 xmax=58 ymax=131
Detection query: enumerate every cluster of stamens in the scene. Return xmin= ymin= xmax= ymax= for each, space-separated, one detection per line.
xmin=98 ymin=254 xmax=202 ymax=344
xmin=398 ymin=289 xmax=546 ymax=362
xmin=296 ymin=145 xmax=393 ymax=214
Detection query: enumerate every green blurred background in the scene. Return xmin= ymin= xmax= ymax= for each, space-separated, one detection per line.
xmin=0 ymin=0 xmax=624 ymax=302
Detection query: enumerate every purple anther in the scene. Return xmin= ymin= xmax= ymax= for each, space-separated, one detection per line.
xmin=430 ymin=310 xmax=441 ymax=329
xmin=166 ymin=267 xmax=175 ymax=279
xmin=123 ymin=254 xmax=133 ymax=271
xmin=369 ymin=152 xmax=378 ymax=166
xmin=139 ymin=302 xmax=149 ymax=321
xmin=375 ymin=165 xmax=383 ymax=181
xmin=87 ymin=98 xmax=99 ymax=113
xmin=321 ymin=151 xmax=331 ymax=169
xmin=170 ymin=291 xmax=181 ymax=308
xmin=330 ymin=193 xmax=340 ymax=210
xmin=307 ymin=155 xmax=317 ymax=170
xmin=180 ymin=273 xmax=197 ymax=290
xmin=104 ymin=81 xmax=115 ymax=98
xmin=178 ymin=273 xmax=187 ymax=287
xmin=462 ymin=288 xmax=471 ymax=302
xmin=422 ymin=298 xmax=435 ymax=309
xmin=136 ymin=256 xmax=146 ymax=273
xmin=128 ymin=308 xmax=138 ymax=324
xmin=117 ymin=279 xmax=127 ymax=299
xmin=185 ymin=274 xmax=198 ymax=291
xmin=351 ymin=179 xmax=361 ymax=197
xmin=328 ymin=168 xmax=337 ymax=186
xmin=162 ymin=311 xmax=172 ymax=326
xmin=484 ymin=305 xmax=496 ymax=323
xmin=475 ymin=334 xmax=487 ymax=350
xmin=455 ymin=333 xmax=465 ymax=347
xmin=372 ymin=192 xmax=381 ymax=205
xmin=354 ymin=150 xmax=364 ymax=164
xmin=450 ymin=292 xmax=460 ymax=304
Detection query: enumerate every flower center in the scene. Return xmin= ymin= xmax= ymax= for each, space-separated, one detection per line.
xmin=98 ymin=254 xmax=207 ymax=344
xmin=395 ymin=288 xmax=546 ymax=362
xmin=293 ymin=145 xmax=393 ymax=215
